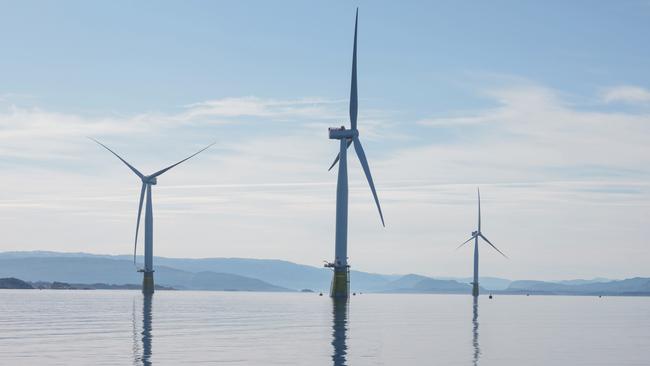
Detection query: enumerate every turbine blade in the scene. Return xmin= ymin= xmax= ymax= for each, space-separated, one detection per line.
xmin=134 ymin=183 xmax=146 ymax=265
xmin=150 ymin=142 xmax=215 ymax=178
xmin=90 ymin=138 xmax=143 ymax=178
xmin=479 ymin=233 xmax=508 ymax=258
xmin=349 ymin=8 xmax=358 ymax=130
xmin=352 ymin=136 xmax=384 ymax=227
xmin=477 ymin=187 xmax=481 ymax=232
xmin=327 ymin=140 xmax=353 ymax=171
xmin=456 ymin=235 xmax=475 ymax=250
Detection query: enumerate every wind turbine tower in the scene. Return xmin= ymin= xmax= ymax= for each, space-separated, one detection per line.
xmin=458 ymin=188 xmax=508 ymax=297
xmin=92 ymin=138 xmax=213 ymax=294
xmin=325 ymin=9 xmax=385 ymax=298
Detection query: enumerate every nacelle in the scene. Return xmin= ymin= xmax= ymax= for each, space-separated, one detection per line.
xmin=329 ymin=126 xmax=357 ymax=140
xmin=144 ymin=176 xmax=158 ymax=185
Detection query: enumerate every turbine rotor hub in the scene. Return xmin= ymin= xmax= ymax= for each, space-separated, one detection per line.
xmin=143 ymin=176 xmax=158 ymax=185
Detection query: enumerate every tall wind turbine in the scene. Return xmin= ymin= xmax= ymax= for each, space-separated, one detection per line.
xmin=324 ymin=9 xmax=385 ymax=298
xmin=91 ymin=138 xmax=214 ymax=294
xmin=457 ymin=188 xmax=507 ymax=297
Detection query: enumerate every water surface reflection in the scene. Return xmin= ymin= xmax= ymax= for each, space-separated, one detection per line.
xmin=0 ymin=291 xmax=648 ymax=365
xmin=331 ymin=299 xmax=348 ymax=366
xmin=472 ymin=297 xmax=480 ymax=365
xmin=133 ymin=294 xmax=153 ymax=366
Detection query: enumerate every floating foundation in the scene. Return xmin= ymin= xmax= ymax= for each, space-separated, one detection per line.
xmin=142 ymin=271 xmax=155 ymax=294
xmin=330 ymin=266 xmax=350 ymax=299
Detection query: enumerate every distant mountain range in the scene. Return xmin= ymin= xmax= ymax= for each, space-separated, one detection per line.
xmin=375 ymin=274 xmax=475 ymax=293
xmin=0 ymin=254 xmax=288 ymax=292
xmin=504 ymin=278 xmax=650 ymax=296
xmin=0 ymin=251 xmax=648 ymax=295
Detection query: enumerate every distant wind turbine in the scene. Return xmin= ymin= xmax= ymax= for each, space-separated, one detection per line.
xmin=457 ymin=188 xmax=507 ymax=297
xmin=91 ymin=138 xmax=214 ymax=294
xmin=324 ymin=8 xmax=385 ymax=299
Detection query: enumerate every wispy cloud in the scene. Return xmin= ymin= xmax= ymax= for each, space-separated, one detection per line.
xmin=602 ymin=85 xmax=650 ymax=104
xmin=182 ymin=97 xmax=343 ymax=120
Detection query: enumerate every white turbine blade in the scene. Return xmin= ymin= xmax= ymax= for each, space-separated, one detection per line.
xmin=479 ymin=233 xmax=508 ymax=258
xmin=90 ymin=138 xmax=143 ymax=179
xmin=150 ymin=142 xmax=215 ymax=178
xmin=349 ymin=8 xmax=358 ymax=131
xmin=327 ymin=140 xmax=353 ymax=171
xmin=456 ymin=235 xmax=475 ymax=250
xmin=477 ymin=188 xmax=481 ymax=231
xmin=352 ymin=136 xmax=384 ymax=227
xmin=134 ymin=182 xmax=146 ymax=265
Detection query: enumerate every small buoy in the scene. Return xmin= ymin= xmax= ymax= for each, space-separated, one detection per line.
xmin=526 ymin=293 xmax=530 ymax=296
xmin=488 ymin=294 xmax=493 ymax=299
xmin=353 ymin=292 xmax=356 ymax=296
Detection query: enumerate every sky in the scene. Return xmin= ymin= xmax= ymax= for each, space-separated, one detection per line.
xmin=1 ymin=0 xmax=649 ymax=280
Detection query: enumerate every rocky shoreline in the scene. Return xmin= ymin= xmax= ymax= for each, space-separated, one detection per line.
xmin=0 ymin=277 xmax=173 ymax=290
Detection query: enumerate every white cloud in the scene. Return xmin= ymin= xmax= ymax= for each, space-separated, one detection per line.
xmin=0 ymin=97 xmax=348 ymax=162
xmin=602 ymin=85 xmax=650 ymax=104
xmin=417 ymin=115 xmax=486 ymax=127
xmin=1 ymin=86 xmax=649 ymax=280
xmin=400 ymin=85 xmax=650 ymax=185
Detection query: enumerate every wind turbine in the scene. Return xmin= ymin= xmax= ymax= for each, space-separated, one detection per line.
xmin=324 ymin=9 xmax=384 ymax=299
xmin=91 ymin=138 xmax=214 ymax=294
xmin=457 ymin=188 xmax=507 ymax=297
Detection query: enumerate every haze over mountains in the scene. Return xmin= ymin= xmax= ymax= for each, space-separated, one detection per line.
xmin=1 ymin=251 xmax=648 ymax=295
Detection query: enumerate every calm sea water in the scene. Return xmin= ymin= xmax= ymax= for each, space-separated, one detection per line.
xmin=0 ymin=290 xmax=648 ymax=365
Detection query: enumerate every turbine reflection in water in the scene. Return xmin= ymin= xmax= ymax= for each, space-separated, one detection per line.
xmin=472 ymin=297 xmax=481 ymax=365
xmin=331 ymin=299 xmax=349 ymax=366
xmin=133 ymin=294 xmax=153 ymax=366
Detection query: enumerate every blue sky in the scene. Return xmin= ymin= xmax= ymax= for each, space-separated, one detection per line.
xmin=4 ymin=1 xmax=649 ymax=113
xmin=1 ymin=1 xmax=649 ymax=280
